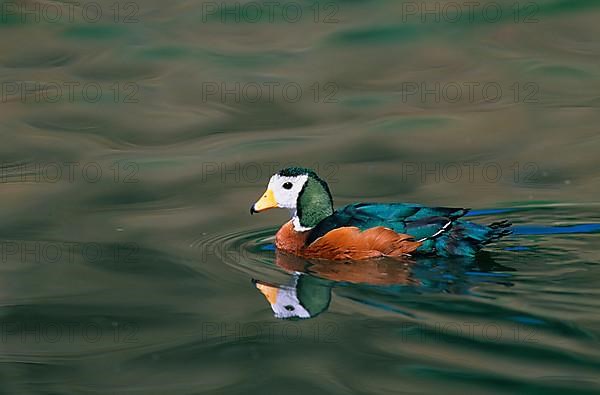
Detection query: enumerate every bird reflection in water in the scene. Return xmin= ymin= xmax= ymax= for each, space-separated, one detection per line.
xmin=254 ymin=251 xmax=515 ymax=319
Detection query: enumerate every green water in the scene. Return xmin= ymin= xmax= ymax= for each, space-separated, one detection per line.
xmin=1 ymin=0 xmax=600 ymax=393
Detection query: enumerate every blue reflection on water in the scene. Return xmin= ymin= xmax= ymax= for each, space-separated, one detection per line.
xmin=513 ymin=223 xmax=600 ymax=235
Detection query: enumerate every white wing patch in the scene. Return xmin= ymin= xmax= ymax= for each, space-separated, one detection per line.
xmin=417 ymin=219 xmax=453 ymax=242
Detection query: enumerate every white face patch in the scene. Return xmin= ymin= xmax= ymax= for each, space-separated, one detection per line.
xmin=268 ymin=285 xmax=311 ymax=319
xmin=268 ymin=174 xmax=308 ymax=211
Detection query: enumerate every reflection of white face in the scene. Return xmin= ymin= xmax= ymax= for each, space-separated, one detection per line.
xmin=269 ymin=285 xmax=311 ymax=319
xmin=267 ymin=174 xmax=309 ymax=211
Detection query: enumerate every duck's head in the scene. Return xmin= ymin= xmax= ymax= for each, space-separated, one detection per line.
xmin=250 ymin=167 xmax=333 ymax=231
xmin=253 ymin=275 xmax=331 ymax=319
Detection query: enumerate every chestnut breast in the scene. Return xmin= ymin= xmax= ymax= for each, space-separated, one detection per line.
xmin=275 ymin=221 xmax=421 ymax=260
xmin=275 ymin=221 xmax=310 ymax=256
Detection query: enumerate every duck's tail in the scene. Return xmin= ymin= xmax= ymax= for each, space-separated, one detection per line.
xmin=419 ymin=219 xmax=512 ymax=257
xmin=484 ymin=219 xmax=513 ymax=244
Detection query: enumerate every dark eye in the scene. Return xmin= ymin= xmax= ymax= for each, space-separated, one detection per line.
xmin=283 ymin=182 xmax=293 ymax=190
xmin=284 ymin=305 xmax=295 ymax=311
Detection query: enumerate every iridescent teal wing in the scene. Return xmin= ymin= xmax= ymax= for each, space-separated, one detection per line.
xmin=307 ymin=203 xmax=511 ymax=257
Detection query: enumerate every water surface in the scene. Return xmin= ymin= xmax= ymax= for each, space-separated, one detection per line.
xmin=1 ymin=0 xmax=600 ymax=394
